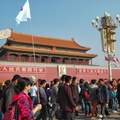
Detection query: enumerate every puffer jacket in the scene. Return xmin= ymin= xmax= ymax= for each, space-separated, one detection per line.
xmin=12 ymin=92 xmax=34 ymax=120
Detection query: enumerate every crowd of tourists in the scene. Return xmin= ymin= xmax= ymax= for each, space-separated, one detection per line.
xmin=0 ymin=74 xmax=120 ymax=120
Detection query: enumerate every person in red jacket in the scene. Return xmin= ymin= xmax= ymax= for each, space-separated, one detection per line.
xmin=60 ymin=75 xmax=78 ymax=120
xmin=12 ymin=77 xmax=42 ymax=120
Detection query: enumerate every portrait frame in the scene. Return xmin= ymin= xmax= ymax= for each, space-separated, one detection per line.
xmin=58 ymin=65 xmax=66 ymax=77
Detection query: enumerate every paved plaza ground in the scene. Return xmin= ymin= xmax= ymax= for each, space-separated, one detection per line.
xmin=34 ymin=104 xmax=120 ymax=120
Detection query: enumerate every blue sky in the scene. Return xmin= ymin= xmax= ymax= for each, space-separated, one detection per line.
xmin=0 ymin=0 xmax=120 ymax=66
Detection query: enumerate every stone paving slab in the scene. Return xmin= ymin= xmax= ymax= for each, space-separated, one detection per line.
xmin=75 ymin=113 xmax=120 ymax=120
xmin=34 ymin=105 xmax=120 ymax=120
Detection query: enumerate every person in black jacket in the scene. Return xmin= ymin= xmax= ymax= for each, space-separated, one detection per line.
xmin=79 ymin=79 xmax=85 ymax=112
xmin=117 ymin=79 xmax=120 ymax=108
xmin=0 ymin=84 xmax=3 ymax=119
xmin=89 ymin=79 xmax=98 ymax=119
xmin=60 ymin=75 xmax=78 ymax=120
xmin=98 ymin=78 xmax=110 ymax=118
xmin=83 ymin=82 xmax=91 ymax=116
xmin=50 ymin=78 xmax=60 ymax=120
xmin=1 ymin=74 xmax=21 ymax=114
xmin=70 ymin=77 xmax=79 ymax=117
xmin=57 ymin=75 xmax=67 ymax=104
xmin=0 ymin=85 xmax=3 ymax=101
xmin=36 ymin=80 xmax=48 ymax=120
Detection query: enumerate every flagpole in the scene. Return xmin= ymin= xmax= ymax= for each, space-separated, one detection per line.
xmin=15 ymin=0 xmax=40 ymax=103
xmin=29 ymin=19 xmax=38 ymax=79
xmin=29 ymin=18 xmax=40 ymax=104
xmin=28 ymin=0 xmax=40 ymax=103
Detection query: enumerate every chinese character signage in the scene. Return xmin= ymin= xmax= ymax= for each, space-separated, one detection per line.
xmin=77 ymin=68 xmax=108 ymax=74
xmin=0 ymin=66 xmax=46 ymax=73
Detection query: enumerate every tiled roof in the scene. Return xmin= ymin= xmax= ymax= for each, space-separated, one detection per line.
xmin=8 ymin=32 xmax=91 ymax=51
xmin=3 ymin=45 xmax=97 ymax=58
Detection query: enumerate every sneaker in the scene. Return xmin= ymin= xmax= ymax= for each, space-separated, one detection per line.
xmin=98 ymin=114 xmax=103 ymax=119
xmin=90 ymin=116 xmax=96 ymax=119
xmin=112 ymin=110 xmax=118 ymax=113
xmin=85 ymin=114 xmax=89 ymax=116
xmin=89 ymin=113 xmax=92 ymax=116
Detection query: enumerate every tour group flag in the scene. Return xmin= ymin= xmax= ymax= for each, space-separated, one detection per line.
xmin=105 ymin=56 xmax=108 ymax=61
xmin=116 ymin=57 xmax=120 ymax=64
xmin=15 ymin=0 xmax=31 ymax=25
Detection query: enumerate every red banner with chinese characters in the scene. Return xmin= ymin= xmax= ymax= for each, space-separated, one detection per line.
xmin=77 ymin=68 xmax=108 ymax=74
xmin=0 ymin=66 xmax=46 ymax=73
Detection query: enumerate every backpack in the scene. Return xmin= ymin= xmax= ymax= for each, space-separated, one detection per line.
xmin=2 ymin=101 xmax=18 ymax=120
xmin=89 ymin=87 xmax=98 ymax=101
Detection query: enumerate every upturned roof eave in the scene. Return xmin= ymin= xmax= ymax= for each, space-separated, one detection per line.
xmin=7 ymin=32 xmax=91 ymax=51
xmin=2 ymin=45 xmax=97 ymax=58
xmin=7 ymin=38 xmax=90 ymax=51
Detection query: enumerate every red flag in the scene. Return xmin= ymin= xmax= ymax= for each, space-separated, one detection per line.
xmin=15 ymin=0 xmax=31 ymax=25
xmin=105 ymin=56 xmax=108 ymax=61
xmin=116 ymin=57 xmax=120 ymax=64
xmin=111 ymin=59 xmax=116 ymax=62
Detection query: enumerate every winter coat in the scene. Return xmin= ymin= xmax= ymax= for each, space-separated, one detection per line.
xmin=38 ymin=86 xmax=47 ymax=105
xmin=79 ymin=84 xmax=84 ymax=97
xmin=59 ymin=84 xmax=76 ymax=112
xmin=2 ymin=81 xmax=17 ymax=113
xmin=50 ymin=85 xmax=58 ymax=104
xmin=89 ymin=84 xmax=98 ymax=101
xmin=45 ymin=88 xmax=51 ymax=101
xmin=98 ymin=84 xmax=109 ymax=104
xmin=83 ymin=87 xmax=90 ymax=103
xmin=70 ymin=82 xmax=79 ymax=98
xmin=12 ymin=92 xmax=34 ymax=120
xmin=117 ymin=84 xmax=120 ymax=96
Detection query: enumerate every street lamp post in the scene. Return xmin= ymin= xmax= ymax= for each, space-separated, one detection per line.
xmin=91 ymin=12 xmax=120 ymax=81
